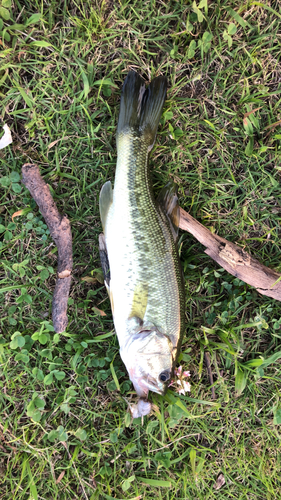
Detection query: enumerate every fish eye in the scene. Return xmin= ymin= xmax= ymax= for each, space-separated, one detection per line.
xmin=159 ymin=371 xmax=170 ymax=383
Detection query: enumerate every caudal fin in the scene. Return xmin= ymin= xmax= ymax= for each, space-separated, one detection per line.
xmin=117 ymin=71 xmax=167 ymax=149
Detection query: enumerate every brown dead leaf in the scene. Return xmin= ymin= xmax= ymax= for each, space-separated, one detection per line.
xmin=243 ymin=107 xmax=261 ymax=126
xmin=264 ymin=119 xmax=281 ymax=130
xmin=18 ymin=51 xmax=27 ymax=61
xmin=56 ymin=470 xmax=65 ymax=484
xmin=12 ymin=209 xmax=25 ymax=221
xmin=214 ymin=473 xmax=225 ymax=490
xmin=81 ymin=276 xmax=97 ymax=284
xmin=92 ymin=306 xmax=106 ymax=316
xmin=47 ymin=136 xmax=70 ymax=150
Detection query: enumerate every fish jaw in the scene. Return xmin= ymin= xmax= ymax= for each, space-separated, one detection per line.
xmin=127 ymin=366 xmax=166 ymax=398
xmin=128 ymin=370 xmax=149 ymax=398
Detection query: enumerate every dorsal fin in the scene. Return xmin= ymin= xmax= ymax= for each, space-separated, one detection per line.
xmin=157 ymin=181 xmax=180 ymax=241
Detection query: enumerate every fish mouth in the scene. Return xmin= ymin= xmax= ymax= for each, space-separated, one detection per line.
xmin=131 ymin=374 xmax=165 ymax=398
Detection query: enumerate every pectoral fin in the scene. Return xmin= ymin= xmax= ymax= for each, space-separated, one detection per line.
xmin=130 ymin=282 xmax=149 ymax=321
xmin=99 ymin=180 xmax=113 ymax=231
xmin=157 ymin=181 xmax=180 ymax=241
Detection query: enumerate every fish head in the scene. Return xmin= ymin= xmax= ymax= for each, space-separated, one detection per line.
xmin=120 ymin=329 xmax=174 ymax=398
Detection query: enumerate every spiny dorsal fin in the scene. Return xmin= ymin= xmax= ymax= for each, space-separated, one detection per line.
xmin=157 ymin=181 xmax=180 ymax=241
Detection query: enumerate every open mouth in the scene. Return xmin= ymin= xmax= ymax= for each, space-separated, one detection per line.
xmin=132 ymin=376 xmax=166 ymax=398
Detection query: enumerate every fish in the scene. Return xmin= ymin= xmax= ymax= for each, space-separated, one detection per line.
xmin=99 ymin=71 xmax=185 ymax=404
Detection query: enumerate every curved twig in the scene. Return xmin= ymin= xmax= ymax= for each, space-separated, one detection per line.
xmin=22 ymin=164 xmax=73 ymax=333
xmin=179 ymin=207 xmax=281 ymax=301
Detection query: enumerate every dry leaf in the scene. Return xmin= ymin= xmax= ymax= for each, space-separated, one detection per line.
xmin=12 ymin=209 xmax=25 ymax=221
xmin=264 ymin=119 xmax=281 ymax=130
xmin=243 ymin=107 xmax=261 ymax=125
xmin=0 ymin=124 xmax=12 ymax=150
xmin=214 ymin=473 xmax=225 ymax=490
xmin=92 ymin=306 xmax=106 ymax=316
xmin=81 ymin=276 xmax=97 ymax=284
xmin=56 ymin=470 xmax=65 ymax=484
xmin=47 ymin=136 xmax=69 ymax=150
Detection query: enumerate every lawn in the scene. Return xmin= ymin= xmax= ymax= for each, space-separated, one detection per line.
xmin=1 ymin=1 xmax=281 ymax=498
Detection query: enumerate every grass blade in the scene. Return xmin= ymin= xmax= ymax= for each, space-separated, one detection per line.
xmin=138 ymin=477 xmax=171 ymax=487
xmin=110 ymin=356 xmax=120 ymax=391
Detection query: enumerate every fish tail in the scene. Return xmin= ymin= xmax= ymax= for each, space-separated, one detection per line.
xmin=117 ymin=71 xmax=167 ymax=149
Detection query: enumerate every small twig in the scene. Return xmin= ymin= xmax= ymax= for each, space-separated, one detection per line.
xmin=204 ymin=352 xmax=216 ymax=400
xmin=179 ymin=207 xmax=281 ymax=301
xmin=22 ymin=164 xmax=73 ymax=332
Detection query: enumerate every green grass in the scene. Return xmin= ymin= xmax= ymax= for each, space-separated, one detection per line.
xmin=1 ymin=0 xmax=281 ymax=498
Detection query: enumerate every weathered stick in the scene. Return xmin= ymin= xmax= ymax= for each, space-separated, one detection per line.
xmin=22 ymin=164 xmax=73 ymax=333
xmin=179 ymin=207 xmax=281 ymax=301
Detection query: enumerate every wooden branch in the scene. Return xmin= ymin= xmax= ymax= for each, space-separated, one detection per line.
xmin=22 ymin=164 xmax=73 ymax=333
xmin=179 ymin=207 xmax=281 ymax=301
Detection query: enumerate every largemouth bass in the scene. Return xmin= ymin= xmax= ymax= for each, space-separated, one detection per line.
xmin=99 ymin=71 xmax=185 ymax=400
